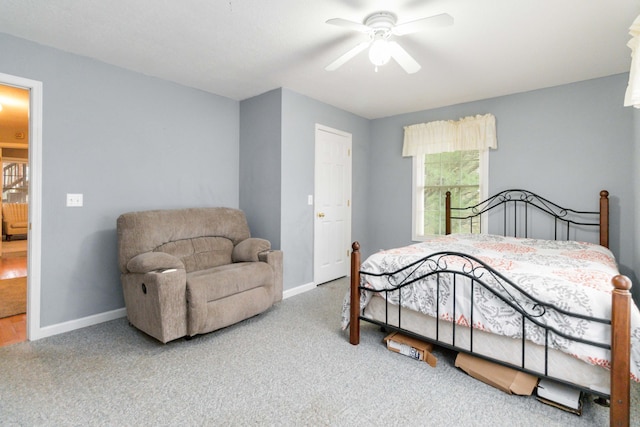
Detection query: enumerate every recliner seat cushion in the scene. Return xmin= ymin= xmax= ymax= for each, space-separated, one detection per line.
xmin=185 ymin=262 xmax=275 ymax=335
xmin=186 ymin=262 xmax=274 ymax=302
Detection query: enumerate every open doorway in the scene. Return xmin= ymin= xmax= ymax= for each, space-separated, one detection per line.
xmin=0 ymin=73 xmax=43 ymax=344
xmin=0 ymin=83 xmax=29 ymax=346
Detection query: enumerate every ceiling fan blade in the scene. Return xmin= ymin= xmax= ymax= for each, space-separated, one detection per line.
xmin=325 ymin=41 xmax=370 ymax=71
xmin=388 ymin=41 xmax=421 ymax=74
xmin=392 ymin=13 xmax=454 ymax=36
xmin=326 ymin=18 xmax=371 ymax=33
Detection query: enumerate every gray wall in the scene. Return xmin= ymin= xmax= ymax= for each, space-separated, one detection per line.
xmin=239 ymin=88 xmax=282 ymax=248
xmin=280 ymin=89 xmax=370 ymax=289
xmin=368 ymin=74 xmax=637 ymax=299
xmin=240 ymin=89 xmax=370 ymax=291
xmin=0 ymin=33 xmax=240 ymax=327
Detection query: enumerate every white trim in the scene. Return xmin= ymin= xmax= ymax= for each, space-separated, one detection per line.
xmin=283 ymin=282 xmax=317 ymax=299
xmin=35 ymin=308 xmax=127 ymax=340
xmin=39 ymin=281 xmax=326 ymax=337
xmin=479 ymin=149 xmax=489 ymax=233
xmin=411 ymin=149 xmax=489 ymax=241
xmin=0 ymin=72 xmax=43 ymax=341
xmin=411 ymin=155 xmax=424 ymax=241
xmin=36 ymin=284 xmax=322 ymax=338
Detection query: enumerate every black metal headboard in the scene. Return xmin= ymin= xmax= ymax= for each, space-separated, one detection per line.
xmin=444 ymin=189 xmax=609 ymax=247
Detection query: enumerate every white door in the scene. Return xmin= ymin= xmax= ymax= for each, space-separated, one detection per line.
xmin=314 ymin=124 xmax=351 ymax=285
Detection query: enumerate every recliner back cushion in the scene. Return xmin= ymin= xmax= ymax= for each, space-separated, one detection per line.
xmin=117 ymin=207 xmax=251 ymax=273
xmin=155 ymin=237 xmax=233 ymax=273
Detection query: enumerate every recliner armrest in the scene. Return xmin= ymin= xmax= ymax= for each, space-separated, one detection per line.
xmin=232 ymin=238 xmax=271 ymax=262
xmin=259 ymin=249 xmax=283 ymax=303
xmin=126 ymin=252 xmax=184 ymax=274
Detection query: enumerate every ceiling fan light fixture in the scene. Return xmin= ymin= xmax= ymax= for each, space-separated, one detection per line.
xmin=368 ymin=38 xmax=391 ymax=67
xmin=325 ymin=10 xmax=453 ymax=74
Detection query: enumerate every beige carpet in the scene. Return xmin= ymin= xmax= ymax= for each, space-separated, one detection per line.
xmin=0 ymin=276 xmax=26 ymax=318
xmin=1 ymin=278 xmax=634 ymax=426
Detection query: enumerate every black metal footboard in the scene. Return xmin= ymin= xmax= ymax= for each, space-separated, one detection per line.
xmin=357 ymin=250 xmax=613 ymax=398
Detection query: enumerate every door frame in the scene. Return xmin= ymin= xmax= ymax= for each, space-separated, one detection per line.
xmin=0 ymin=72 xmax=43 ymax=341
xmin=313 ymin=123 xmax=352 ymax=285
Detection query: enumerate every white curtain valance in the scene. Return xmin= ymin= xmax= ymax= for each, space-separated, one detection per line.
xmin=624 ymin=15 xmax=640 ymax=108
xmin=402 ymin=113 xmax=497 ymax=157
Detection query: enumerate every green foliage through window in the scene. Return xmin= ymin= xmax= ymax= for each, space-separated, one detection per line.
xmin=420 ymin=150 xmax=480 ymax=235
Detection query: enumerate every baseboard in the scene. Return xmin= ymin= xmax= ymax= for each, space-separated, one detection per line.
xmin=283 ymin=282 xmax=316 ymax=299
xmin=31 ymin=282 xmax=320 ymax=340
xmin=31 ymin=307 xmax=127 ymax=340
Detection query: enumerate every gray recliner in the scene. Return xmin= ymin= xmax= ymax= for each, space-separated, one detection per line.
xmin=117 ymin=207 xmax=283 ymax=343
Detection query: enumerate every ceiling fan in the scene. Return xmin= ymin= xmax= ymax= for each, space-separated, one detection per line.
xmin=325 ymin=11 xmax=453 ymax=74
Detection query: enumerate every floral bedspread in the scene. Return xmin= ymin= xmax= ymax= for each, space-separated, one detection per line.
xmin=341 ymin=233 xmax=640 ymax=381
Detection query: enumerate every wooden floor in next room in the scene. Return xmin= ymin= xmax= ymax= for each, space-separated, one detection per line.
xmin=0 ymin=239 xmax=28 ymax=347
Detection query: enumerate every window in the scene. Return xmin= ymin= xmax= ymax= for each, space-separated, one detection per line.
xmin=403 ymin=113 xmax=496 ymax=240
xmin=412 ymin=149 xmax=488 ymax=240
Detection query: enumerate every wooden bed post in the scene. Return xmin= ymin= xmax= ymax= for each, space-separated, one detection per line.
xmin=445 ymin=191 xmax=452 ymax=235
xmin=600 ymin=190 xmax=609 ymax=248
xmin=610 ymin=274 xmax=631 ymax=427
xmin=350 ymin=242 xmax=361 ymax=345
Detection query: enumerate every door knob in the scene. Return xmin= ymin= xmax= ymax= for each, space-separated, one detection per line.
xmin=317 ymin=212 xmax=325 ymax=218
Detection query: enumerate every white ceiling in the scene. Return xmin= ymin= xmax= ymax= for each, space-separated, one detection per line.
xmin=0 ymin=0 xmax=638 ymax=119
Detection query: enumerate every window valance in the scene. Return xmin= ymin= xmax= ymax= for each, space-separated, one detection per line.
xmin=624 ymin=15 xmax=640 ymax=108
xmin=402 ymin=113 xmax=497 ymax=157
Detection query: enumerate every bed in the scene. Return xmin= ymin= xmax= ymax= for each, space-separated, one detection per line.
xmin=344 ymin=189 xmax=636 ymax=426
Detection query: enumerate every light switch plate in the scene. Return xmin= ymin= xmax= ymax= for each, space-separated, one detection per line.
xmin=67 ymin=193 xmax=83 ymax=207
